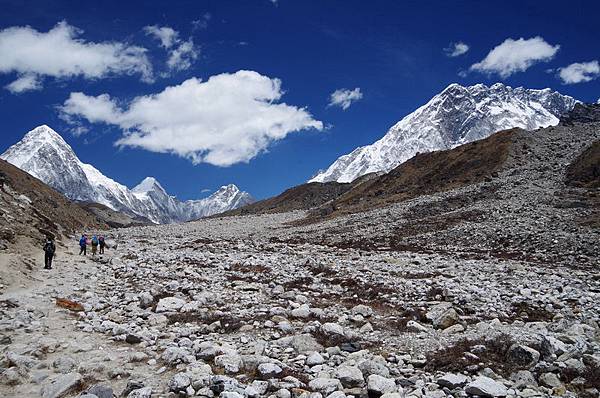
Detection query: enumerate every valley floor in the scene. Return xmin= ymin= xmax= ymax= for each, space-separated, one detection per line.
xmin=1 ymin=212 xmax=599 ymax=398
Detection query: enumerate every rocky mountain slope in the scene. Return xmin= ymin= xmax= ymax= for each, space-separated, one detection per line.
xmin=0 ymin=158 xmax=107 ymax=287
xmin=77 ymin=202 xmax=153 ymax=229
xmin=220 ymin=182 xmax=353 ymax=217
xmin=0 ymin=126 xmax=254 ymax=224
xmin=288 ymin=103 xmax=600 ymax=266
xmin=0 ymin=158 xmax=106 ymax=246
xmin=311 ymin=83 xmax=578 ymax=183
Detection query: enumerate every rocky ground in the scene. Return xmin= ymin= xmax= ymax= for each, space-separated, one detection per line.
xmin=0 ymin=208 xmax=598 ymax=398
xmin=1 ymin=115 xmax=599 ymax=397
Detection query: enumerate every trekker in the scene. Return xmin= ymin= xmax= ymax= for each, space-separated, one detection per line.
xmin=91 ymin=235 xmax=99 ymax=256
xmin=79 ymin=234 xmax=87 ymax=255
xmin=98 ymin=235 xmax=106 ymax=254
xmin=43 ymin=236 xmax=56 ymax=270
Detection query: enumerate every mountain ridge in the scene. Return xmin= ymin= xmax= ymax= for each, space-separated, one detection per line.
xmin=310 ymin=82 xmax=578 ymax=183
xmin=0 ymin=125 xmax=254 ymax=223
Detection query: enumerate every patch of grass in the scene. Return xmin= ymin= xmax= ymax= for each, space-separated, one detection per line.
xmin=425 ymin=334 xmax=517 ymax=377
xmin=507 ymin=302 xmax=555 ymax=322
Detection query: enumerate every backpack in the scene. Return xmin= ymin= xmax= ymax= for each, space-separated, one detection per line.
xmin=92 ymin=237 xmax=98 ymax=245
xmin=44 ymin=241 xmax=55 ymax=255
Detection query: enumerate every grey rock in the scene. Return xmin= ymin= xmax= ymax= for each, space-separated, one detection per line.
xmin=538 ymin=372 xmax=561 ymax=388
xmin=87 ymin=384 xmax=113 ymax=398
xmin=367 ymin=374 xmax=397 ymax=396
xmin=437 ymin=373 xmax=468 ymax=389
xmin=155 ymin=297 xmax=186 ymax=313
xmin=334 ymin=365 xmax=364 ymax=387
xmin=465 ymin=376 xmax=508 ymax=397
xmin=41 ymin=372 xmax=82 ymax=398
xmin=169 ymin=372 xmax=192 ymax=392
xmin=127 ymin=387 xmax=152 ymax=398
xmin=258 ymin=363 xmax=282 ymax=378
xmin=308 ymin=378 xmax=343 ymax=395
xmin=306 ymin=352 xmax=325 ymax=366
xmin=511 ymin=370 xmax=537 ymax=389
xmin=507 ymin=344 xmax=540 ymax=369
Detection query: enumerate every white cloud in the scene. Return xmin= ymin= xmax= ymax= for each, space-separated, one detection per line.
xmin=4 ymin=73 xmax=42 ymax=93
xmin=60 ymin=70 xmax=323 ymax=166
xmin=144 ymin=25 xmax=198 ymax=72
xmin=143 ymin=25 xmax=179 ymax=49
xmin=470 ymin=36 xmax=559 ymax=78
xmin=328 ymin=88 xmax=363 ymax=110
xmin=192 ymin=13 xmax=212 ymax=31
xmin=0 ymin=21 xmax=153 ymax=92
xmin=167 ymin=39 xmax=198 ymax=71
xmin=557 ymin=60 xmax=600 ymax=84
xmin=444 ymin=42 xmax=469 ymax=57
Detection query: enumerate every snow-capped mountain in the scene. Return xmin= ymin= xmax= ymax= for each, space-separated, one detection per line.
xmin=0 ymin=125 xmax=254 ymax=223
xmin=311 ymin=83 xmax=578 ymax=183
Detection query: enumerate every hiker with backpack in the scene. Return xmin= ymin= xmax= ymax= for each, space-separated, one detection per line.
xmin=79 ymin=234 xmax=87 ymax=255
xmin=43 ymin=236 xmax=56 ymax=270
xmin=99 ymin=235 xmax=106 ymax=254
xmin=91 ymin=235 xmax=99 ymax=256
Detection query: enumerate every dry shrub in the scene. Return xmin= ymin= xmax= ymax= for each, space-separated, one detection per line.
xmin=425 ymin=334 xmax=517 ymax=376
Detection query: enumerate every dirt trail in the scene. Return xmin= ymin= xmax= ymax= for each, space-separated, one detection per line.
xmin=0 ymin=244 xmax=161 ymax=397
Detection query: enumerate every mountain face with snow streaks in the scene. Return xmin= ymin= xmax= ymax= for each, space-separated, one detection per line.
xmin=310 ymin=83 xmax=578 ymax=183
xmin=1 ymin=125 xmax=254 ymax=223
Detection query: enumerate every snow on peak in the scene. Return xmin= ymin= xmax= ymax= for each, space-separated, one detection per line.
xmin=1 ymin=125 xmax=254 ymax=223
xmin=310 ymin=83 xmax=578 ymax=183
xmin=133 ymin=177 xmax=166 ymax=194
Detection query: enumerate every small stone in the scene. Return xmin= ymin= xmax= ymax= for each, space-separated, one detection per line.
xmin=87 ymin=384 xmax=113 ymax=398
xmin=511 ymin=370 xmax=537 ymax=389
xmin=215 ymin=353 xmax=243 ymax=374
xmin=335 ymin=365 xmax=364 ymax=387
xmin=437 ymin=373 xmax=468 ymax=389
xmin=507 ymin=345 xmax=540 ymax=369
xmin=291 ymin=304 xmax=311 ymax=318
xmin=443 ymin=324 xmax=465 ymax=334
xmin=52 ymin=356 xmax=76 ymax=373
xmin=367 ymin=374 xmax=397 ymax=396
xmin=169 ymin=373 xmax=192 ymax=392
xmin=538 ymin=372 xmax=561 ymax=388
xmin=258 ymin=363 xmax=283 ymax=378
xmin=41 ymin=372 xmax=82 ymax=398
xmin=308 ymin=378 xmax=342 ymax=395
xmin=465 ymin=376 xmax=508 ymax=397
xmin=155 ymin=297 xmax=186 ymax=313
xmin=125 ymin=334 xmax=142 ymax=344
xmin=321 ymin=323 xmax=345 ymax=336
xmin=405 ymin=320 xmax=428 ymax=333
xmin=221 ymin=392 xmax=244 ymax=398
xmin=306 ymin=352 xmax=325 ymax=366
xmin=351 ymin=305 xmax=373 ymax=317
xmin=127 ymin=387 xmax=152 ymax=398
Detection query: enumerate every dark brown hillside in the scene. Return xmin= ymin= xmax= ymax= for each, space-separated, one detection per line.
xmin=0 ymin=158 xmax=107 ymax=244
xmin=308 ymin=128 xmax=518 ymax=219
xmin=565 ymin=139 xmax=600 ymax=189
xmin=220 ymin=181 xmax=352 ymax=216
xmin=78 ymin=201 xmax=152 ymax=228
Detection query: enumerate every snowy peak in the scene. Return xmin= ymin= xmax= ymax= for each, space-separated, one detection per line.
xmin=310 ymin=83 xmax=578 ymax=183
xmin=211 ymin=184 xmax=241 ymax=199
xmin=2 ymin=125 xmax=76 ymax=169
xmin=1 ymin=126 xmax=254 ymax=223
xmin=132 ymin=177 xmax=167 ymax=195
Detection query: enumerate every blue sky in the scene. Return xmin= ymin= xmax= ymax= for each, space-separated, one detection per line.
xmin=0 ymin=0 xmax=599 ymax=200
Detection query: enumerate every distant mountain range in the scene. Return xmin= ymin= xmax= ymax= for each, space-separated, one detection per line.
xmin=0 ymin=125 xmax=254 ymax=224
xmin=311 ymin=82 xmax=578 ymax=183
